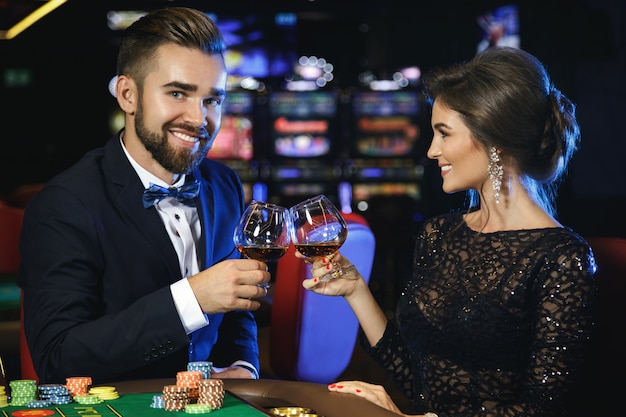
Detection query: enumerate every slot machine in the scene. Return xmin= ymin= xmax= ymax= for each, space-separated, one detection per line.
xmin=265 ymin=90 xmax=342 ymax=208
xmin=208 ymin=89 xmax=259 ymax=204
xmin=346 ymin=89 xmax=425 ymax=313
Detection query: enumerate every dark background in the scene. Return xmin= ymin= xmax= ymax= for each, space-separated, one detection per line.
xmin=0 ymin=1 xmax=625 ymax=405
xmin=1 ymin=0 xmax=625 ymax=312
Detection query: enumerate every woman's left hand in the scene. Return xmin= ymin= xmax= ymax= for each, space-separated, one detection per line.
xmin=327 ymin=380 xmax=407 ymax=416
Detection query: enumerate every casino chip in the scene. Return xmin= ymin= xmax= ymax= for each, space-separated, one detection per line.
xmin=74 ymin=394 xmax=104 ymax=405
xmin=196 ymin=379 xmax=224 ymax=410
xmin=176 ymin=370 xmax=203 ymax=402
xmin=162 ymin=384 xmax=190 ymax=412
xmin=150 ymin=393 xmax=165 ymax=409
xmin=185 ymin=403 xmax=213 ymax=414
xmin=65 ymin=376 xmax=92 ymax=397
xmin=26 ymin=399 xmax=53 ymax=408
xmin=187 ymin=361 xmax=212 ymax=380
xmin=0 ymin=385 xmax=9 ymax=407
xmin=4 ymin=375 xmax=120 ymax=410
xmin=89 ymin=386 xmax=120 ymax=400
xmin=38 ymin=384 xmax=73 ymax=405
xmin=9 ymin=379 xmax=37 ymax=406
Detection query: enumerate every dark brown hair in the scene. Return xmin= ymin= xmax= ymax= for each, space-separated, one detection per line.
xmin=423 ymin=47 xmax=580 ymax=215
xmin=116 ymin=7 xmax=226 ymax=84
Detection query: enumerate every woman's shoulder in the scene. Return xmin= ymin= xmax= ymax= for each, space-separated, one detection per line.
xmin=540 ymin=226 xmax=592 ymax=252
xmin=421 ymin=211 xmax=466 ymax=231
xmin=527 ymin=226 xmax=598 ymax=277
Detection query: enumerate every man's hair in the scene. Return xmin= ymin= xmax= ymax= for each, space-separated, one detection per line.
xmin=116 ymin=7 xmax=226 ymax=83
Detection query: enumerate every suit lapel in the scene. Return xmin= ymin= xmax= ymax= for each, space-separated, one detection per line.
xmin=194 ymin=171 xmax=214 ymax=270
xmin=104 ymin=137 xmax=181 ymax=280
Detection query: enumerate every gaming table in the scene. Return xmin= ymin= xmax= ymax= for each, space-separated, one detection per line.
xmin=1 ymin=379 xmax=400 ymax=417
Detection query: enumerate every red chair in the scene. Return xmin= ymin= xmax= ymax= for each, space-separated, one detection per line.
xmin=0 ymin=201 xmax=37 ymax=381
xmin=0 ymin=201 xmax=24 ymax=275
xmin=269 ymin=212 xmax=376 ymax=383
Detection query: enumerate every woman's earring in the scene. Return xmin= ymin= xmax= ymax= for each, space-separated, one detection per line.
xmin=488 ymin=147 xmax=503 ymax=204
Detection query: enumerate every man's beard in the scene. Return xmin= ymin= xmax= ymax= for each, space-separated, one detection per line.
xmin=135 ymin=104 xmax=213 ymax=174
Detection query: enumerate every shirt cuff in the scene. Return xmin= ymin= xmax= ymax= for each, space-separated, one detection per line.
xmin=171 ymin=278 xmax=209 ymax=334
xmin=229 ymin=360 xmax=259 ymax=379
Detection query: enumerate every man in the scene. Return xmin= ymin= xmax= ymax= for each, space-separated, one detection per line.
xmin=18 ymin=7 xmax=269 ymax=384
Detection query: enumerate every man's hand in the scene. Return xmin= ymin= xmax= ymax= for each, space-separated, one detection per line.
xmin=188 ymin=259 xmax=271 ymax=314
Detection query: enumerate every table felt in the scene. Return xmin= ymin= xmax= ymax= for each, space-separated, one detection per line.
xmin=0 ymin=391 xmax=269 ymax=416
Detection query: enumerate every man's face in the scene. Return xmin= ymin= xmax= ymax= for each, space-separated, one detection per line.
xmin=134 ymin=43 xmax=228 ymax=174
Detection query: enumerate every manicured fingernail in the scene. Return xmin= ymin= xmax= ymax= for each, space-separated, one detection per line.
xmin=326 ymin=264 xmax=331 ymax=270
xmin=313 ymin=277 xmax=318 ymax=283
xmin=328 ymin=384 xmax=336 ymax=388
xmin=356 ymin=389 xmax=361 ymax=393
xmin=322 ymin=258 xmax=327 ymax=264
xmin=337 ymin=385 xmax=343 ymax=389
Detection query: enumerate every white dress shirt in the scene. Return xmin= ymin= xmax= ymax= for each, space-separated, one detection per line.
xmin=119 ymin=138 xmax=258 ymax=377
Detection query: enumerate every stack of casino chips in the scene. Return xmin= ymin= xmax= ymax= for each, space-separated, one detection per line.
xmin=0 ymin=386 xmax=9 ymax=407
xmin=176 ymin=370 xmax=203 ymax=402
xmin=65 ymin=376 xmax=92 ymax=397
xmin=38 ymin=384 xmax=73 ymax=405
xmin=187 ymin=361 xmax=212 ymax=379
xmin=89 ymin=386 xmax=120 ymax=401
xmin=196 ymin=379 xmax=224 ymax=410
xmin=74 ymin=394 xmax=104 ymax=405
xmin=8 ymin=379 xmax=37 ymax=406
xmin=150 ymin=393 xmax=165 ymax=409
xmin=162 ymin=384 xmax=190 ymax=412
xmin=184 ymin=402 xmax=215 ymax=414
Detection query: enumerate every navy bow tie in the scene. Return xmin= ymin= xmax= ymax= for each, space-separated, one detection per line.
xmin=142 ymin=180 xmax=200 ymax=208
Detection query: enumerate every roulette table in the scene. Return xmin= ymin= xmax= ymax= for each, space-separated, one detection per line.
xmin=1 ymin=379 xmax=400 ymax=417
xmin=1 ymin=391 xmax=265 ymax=416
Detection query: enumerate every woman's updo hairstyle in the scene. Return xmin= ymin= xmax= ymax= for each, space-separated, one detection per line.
xmin=422 ymin=47 xmax=580 ymax=215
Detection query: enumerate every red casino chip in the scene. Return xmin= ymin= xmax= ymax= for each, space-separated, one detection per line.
xmin=11 ymin=410 xmax=55 ymax=416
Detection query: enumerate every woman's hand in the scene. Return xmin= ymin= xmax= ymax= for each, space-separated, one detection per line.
xmin=299 ymin=250 xmax=389 ymax=353
xmin=297 ymin=251 xmax=364 ymax=297
xmin=327 ymin=380 xmax=408 ymax=416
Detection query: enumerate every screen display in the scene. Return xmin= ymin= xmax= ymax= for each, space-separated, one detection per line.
xmin=269 ymin=91 xmax=338 ymax=159
xmin=208 ymin=91 xmax=255 ymax=161
xmin=208 ymin=12 xmax=298 ymax=79
xmin=476 ymin=4 xmax=520 ymax=53
xmin=351 ymin=91 xmax=421 ymax=158
xmin=353 ymin=182 xmax=421 ymax=201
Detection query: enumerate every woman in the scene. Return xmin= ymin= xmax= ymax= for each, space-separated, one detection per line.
xmin=301 ymin=47 xmax=597 ymax=417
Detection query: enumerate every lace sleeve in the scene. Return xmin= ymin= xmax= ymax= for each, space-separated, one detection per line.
xmin=362 ymin=321 xmax=416 ymax=401
xmin=516 ymin=240 xmax=597 ymax=415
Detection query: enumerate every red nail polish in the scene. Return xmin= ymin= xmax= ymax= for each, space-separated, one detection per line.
xmin=326 ymin=264 xmax=331 ymax=270
xmin=313 ymin=277 xmax=318 ymax=283
xmin=337 ymin=385 xmax=343 ymax=389
xmin=322 ymin=258 xmax=327 ymax=264
xmin=356 ymin=389 xmax=361 ymax=393
xmin=328 ymin=384 xmax=336 ymax=388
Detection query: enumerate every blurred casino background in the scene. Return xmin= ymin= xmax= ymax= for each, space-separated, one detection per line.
xmin=1 ymin=0 xmax=624 ymax=408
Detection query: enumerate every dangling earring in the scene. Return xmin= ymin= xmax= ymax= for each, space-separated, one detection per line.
xmin=487 ymin=147 xmax=503 ymax=204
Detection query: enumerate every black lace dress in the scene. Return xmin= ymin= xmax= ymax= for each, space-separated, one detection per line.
xmin=365 ymin=212 xmax=597 ymax=417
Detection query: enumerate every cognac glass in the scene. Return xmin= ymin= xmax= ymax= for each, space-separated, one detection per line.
xmin=233 ymin=201 xmax=290 ymax=262
xmin=289 ymin=194 xmax=348 ymax=262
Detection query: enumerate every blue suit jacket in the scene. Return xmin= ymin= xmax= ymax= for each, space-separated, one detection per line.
xmin=18 ymin=135 xmax=259 ymax=383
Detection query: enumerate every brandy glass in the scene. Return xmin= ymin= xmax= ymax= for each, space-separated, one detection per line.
xmin=289 ymin=194 xmax=348 ymax=263
xmin=233 ymin=201 xmax=290 ymax=263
